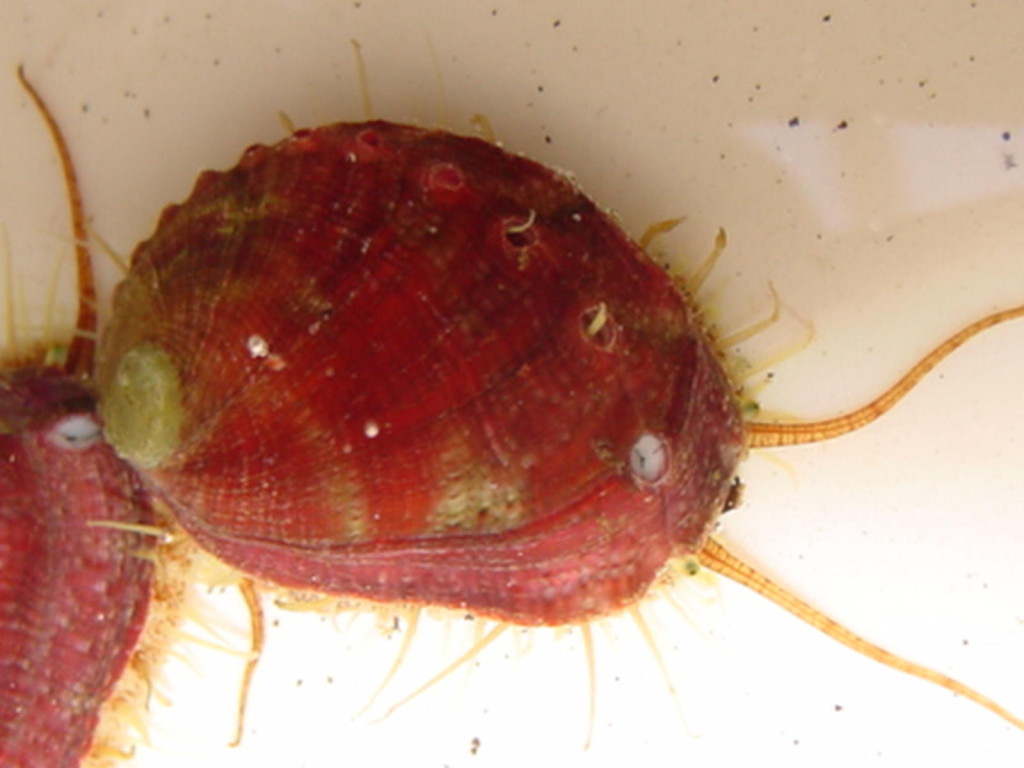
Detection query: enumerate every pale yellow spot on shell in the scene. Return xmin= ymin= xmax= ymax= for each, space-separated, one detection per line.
xmin=101 ymin=341 xmax=183 ymax=469
xmin=427 ymin=439 xmax=525 ymax=534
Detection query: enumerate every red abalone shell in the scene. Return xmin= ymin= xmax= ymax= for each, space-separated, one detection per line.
xmin=97 ymin=121 xmax=746 ymax=625
xmin=0 ymin=367 xmax=154 ymax=768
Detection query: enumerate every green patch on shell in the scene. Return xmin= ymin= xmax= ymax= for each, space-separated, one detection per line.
xmin=101 ymin=341 xmax=183 ymax=468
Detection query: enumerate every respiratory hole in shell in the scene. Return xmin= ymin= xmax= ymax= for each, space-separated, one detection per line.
xmin=48 ymin=413 xmax=103 ymax=451
xmin=426 ymin=162 xmax=466 ymax=192
xmin=357 ymin=128 xmax=381 ymax=148
xmin=629 ymin=432 xmax=670 ymax=486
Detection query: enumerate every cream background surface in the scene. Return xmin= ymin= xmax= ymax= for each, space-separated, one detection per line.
xmin=1 ymin=2 xmax=1022 ymax=766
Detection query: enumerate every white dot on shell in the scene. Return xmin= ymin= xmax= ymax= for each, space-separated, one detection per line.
xmin=364 ymin=420 xmax=380 ymax=438
xmin=247 ymin=334 xmax=270 ymax=358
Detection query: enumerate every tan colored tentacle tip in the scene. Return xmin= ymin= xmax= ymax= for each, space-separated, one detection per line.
xmin=17 ymin=65 xmax=97 ymax=376
xmin=353 ymin=607 xmax=423 ymax=718
xmin=133 ymin=532 xmax=264 ymax=750
xmin=0 ymin=224 xmax=74 ymax=368
xmin=660 ymin=554 xmax=725 ymax=620
xmin=746 ymin=302 xmax=1024 ymax=449
xmin=83 ymin=221 xmax=130 ymax=275
xmin=697 ymin=537 xmax=1024 ymax=732
xmin=349 ymin=38 xmax=375 ymax=120
xmin=85 ymin=519 xmax=175 ymax=542
xmin=277 ymin=110 xmax=297 ymax=136
xmin=639 ymin=215 xmax=687 ymax=252
xmin=626 ymin=604 xmax=697 ymax=735
xmin=87 ymin=532 xmax=228 ymax=766
xmin=727 ymin=291 xmax=815 ymax=420
xmin=720 ymin=280 xmax=807 ymax=357
xmin=372 ymin=621 xmax=510 ymax=723
xmin=719 ymin=282 xmax=783 ymax=351
xmin=228 ymin=578 xmax=265 ymax=748
xmin=469 ymin=113 xmax=497 ymax=144
xmin=167 ymin=548 xmax=266 ymax=748
xmin=687 ymin=226 xmax=727 ymax=298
